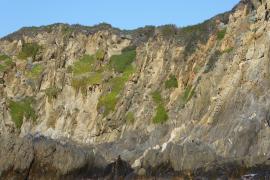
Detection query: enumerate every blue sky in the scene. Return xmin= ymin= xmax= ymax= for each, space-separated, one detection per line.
xmin=0 ymin=0 xmax=240 ymax=38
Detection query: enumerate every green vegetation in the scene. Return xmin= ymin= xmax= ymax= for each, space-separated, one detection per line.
xmin=181 ymin=85 xmax=195 ymax=104
xmin=165 ymin=75 xmax=178 ymax=89
xmin=97 ymin=91 xmax=118 ymax=116
xmin=222 ymin=47 xmax=234 ymax=54
xmin=97 ymin=66 xmax=135 ymax=116
xmin=151 ymin=90 xmax=168 ymax=124
xmin=151 ymin=90 xmax=163 ymax=104
xmin=153 ymin=105 xmax=168 ymax=124
xmin=70 ymin=53 xmax=106 ymax=94
xmin=62 ymin=25 xmax=73 ymax=37
xmin=217 ymin=29 xmax=226 ymax=40
xmin=126 ymin=112 xmax=135 ymax=124
xmin=72 ymin=72 xmax=103 ymax=95
xmin=72 ymin=55 xmax=96 ymax=75
xmin=96 ymin=49 xmax=136 ymax=116
xmin=9 ymin=97 xmax=37 ymax=129
xmin=181 ymin=23 xmax=206 ymax=33
xmin=26 ymin=64 xmax=44 ymax=79
xmin=109 ymin=50 xmax=136 ymax=73
xmin=45 ymin=86 xmax=61 ymax=101
xmin=0 ymin=54 xmax=14 ymax=72
xmin=17 ymin=43 xmax=41 ymax=60
xmin=159 ymin=24 xmax=178 ymax=38
xmin=95 ymin=49 xmax=105 ymax=61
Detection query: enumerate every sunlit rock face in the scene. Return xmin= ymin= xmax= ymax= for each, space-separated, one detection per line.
xmin=1 ymin=0 xmax=270 ymax=178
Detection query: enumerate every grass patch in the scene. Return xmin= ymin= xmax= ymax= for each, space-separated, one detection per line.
xmin=97 ymin=91 xmax=118 ymax=116
xmin=151 ymin=90 xmax=169 ymax=124
xmin=159 ymin=24 xmax=178 ymax=38
xmin=153 ymin=104 xmax=168 ymax=124
xmin=72 ymin=55 xmax=96 ymax=75
xmin=97 ymin=65 xmax=135 ymax=116
xmin=151 ymin=90 xmax=163 ymax=104
xmin=109 ymin=50 xmax=136 ymax=73
xmin=71 ymin=72 xmax=103 ymax=95
xmin=0 ymin=54 xmax=14 ymax=72
xmin=222 ymin=47 xmax=234 ymax=54
xmin=26 ymin=64 xmax=44 ymax=79
xmin=217 ymin=29 xmax=226 ymax=40
xmin=17 ymin=43 xmax=41 ymax=60
xmin=45 ymin=86 xmax=61 ymax=102
xmin=165 ymin=75 xmax=178 ymax=89
xmin=9 ymin=97 xmax=37 ymax=129
xmin=95 ymin=49 xmax=105 ymax=61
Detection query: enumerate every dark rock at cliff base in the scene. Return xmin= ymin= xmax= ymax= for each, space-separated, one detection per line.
xmin=103 ymin=155 xmax=134 ymax=179
xmin=0 ymin=135 xmax=107 ymax=180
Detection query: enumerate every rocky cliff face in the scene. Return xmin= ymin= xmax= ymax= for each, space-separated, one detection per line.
xmin=1 ymin=0 xmax=270 ymax=179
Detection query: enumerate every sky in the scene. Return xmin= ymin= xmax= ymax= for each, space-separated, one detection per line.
xmin=0 ymin=0 xmax=240 ymax=38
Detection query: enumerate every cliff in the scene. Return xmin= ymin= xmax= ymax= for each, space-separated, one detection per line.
xmin=1 ymin=0 xmax=270 ymax=179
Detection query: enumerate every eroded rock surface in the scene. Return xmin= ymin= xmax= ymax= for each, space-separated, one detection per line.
xmin=1 ymin=0 xmax=270 ymax=179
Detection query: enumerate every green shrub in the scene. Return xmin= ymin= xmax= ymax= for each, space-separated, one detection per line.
xmin=45 ymin=86 xmax=61 ymax=101
xmin=109 ymin=50 xmax=136 ymax=73
xmin=9 ymin=97 xmax=37 ymax=129
xmin=71 ymin=72 xmax=103 ymax=94
xmin=26 ymin=64 xmax=44 ymax=79
xmin=72 ymin=55 xmax=96 ymax=75
xmin=18 ymin=43 xmax=41 ymax=60
xmin=95 ymin=49 xmax=105 ymax=61
xmin=217 ymin=29 xmax=226 ymax=40
xmin=153 ymin=104 xmax=168 ymax=124
xmin=165 ymin=75 xmax=178 ymax=89
xmin=97 ymin=66 xmax=135 ymax=116
xmin=151 ymin=90 xmax=163 ymax=105
xmin=0 ymin=54 xmax=10 ymax=60
xmin=159 ymin=24 xmax=178 ymax=38
xmin=0 ymin=54 xmax=14 ymax=72
xmin=126 ymin=112 xmax=135 ymax=124
xmin=97 ymin=91 xmax=118 ymax=116
xmin=62 ymin=26 xmax=73 ymax=38
xmin=222 ymin=47 xmax=233 ymax=54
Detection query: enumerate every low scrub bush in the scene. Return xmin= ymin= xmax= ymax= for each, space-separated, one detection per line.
xmin=72 ymin=55 xmax=96 ymax=75
xmin=109 ymin=50 xmax=136 ymax=73
xmin=153 ymin=104 xmax=168 ymax=124
xmin=97 ymin=91 xmax=118 ymax=116
xmin=97 ymin=66 xmax=135 ymax=116
xmin=26 ymin=64 xmax=44 ymax=79
xmin=95 ymin=49 xmax=105 ymax=61
xmin=165 ymin=75 xmax=178 ymax=89
xmin=9 ymin=97 xmax=37 ymax=129
xmin=45 ymin=86 xmax=61 ymax=101
xmin=0 ymin=54 xmax=14 ymax=72
xmin=217 ymin=29 xmax=226 ymax=40
xmin=18 ymin=43 xmax=41 ymax=60
xmin=71 ymin=72 xmax=103 ymax=95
